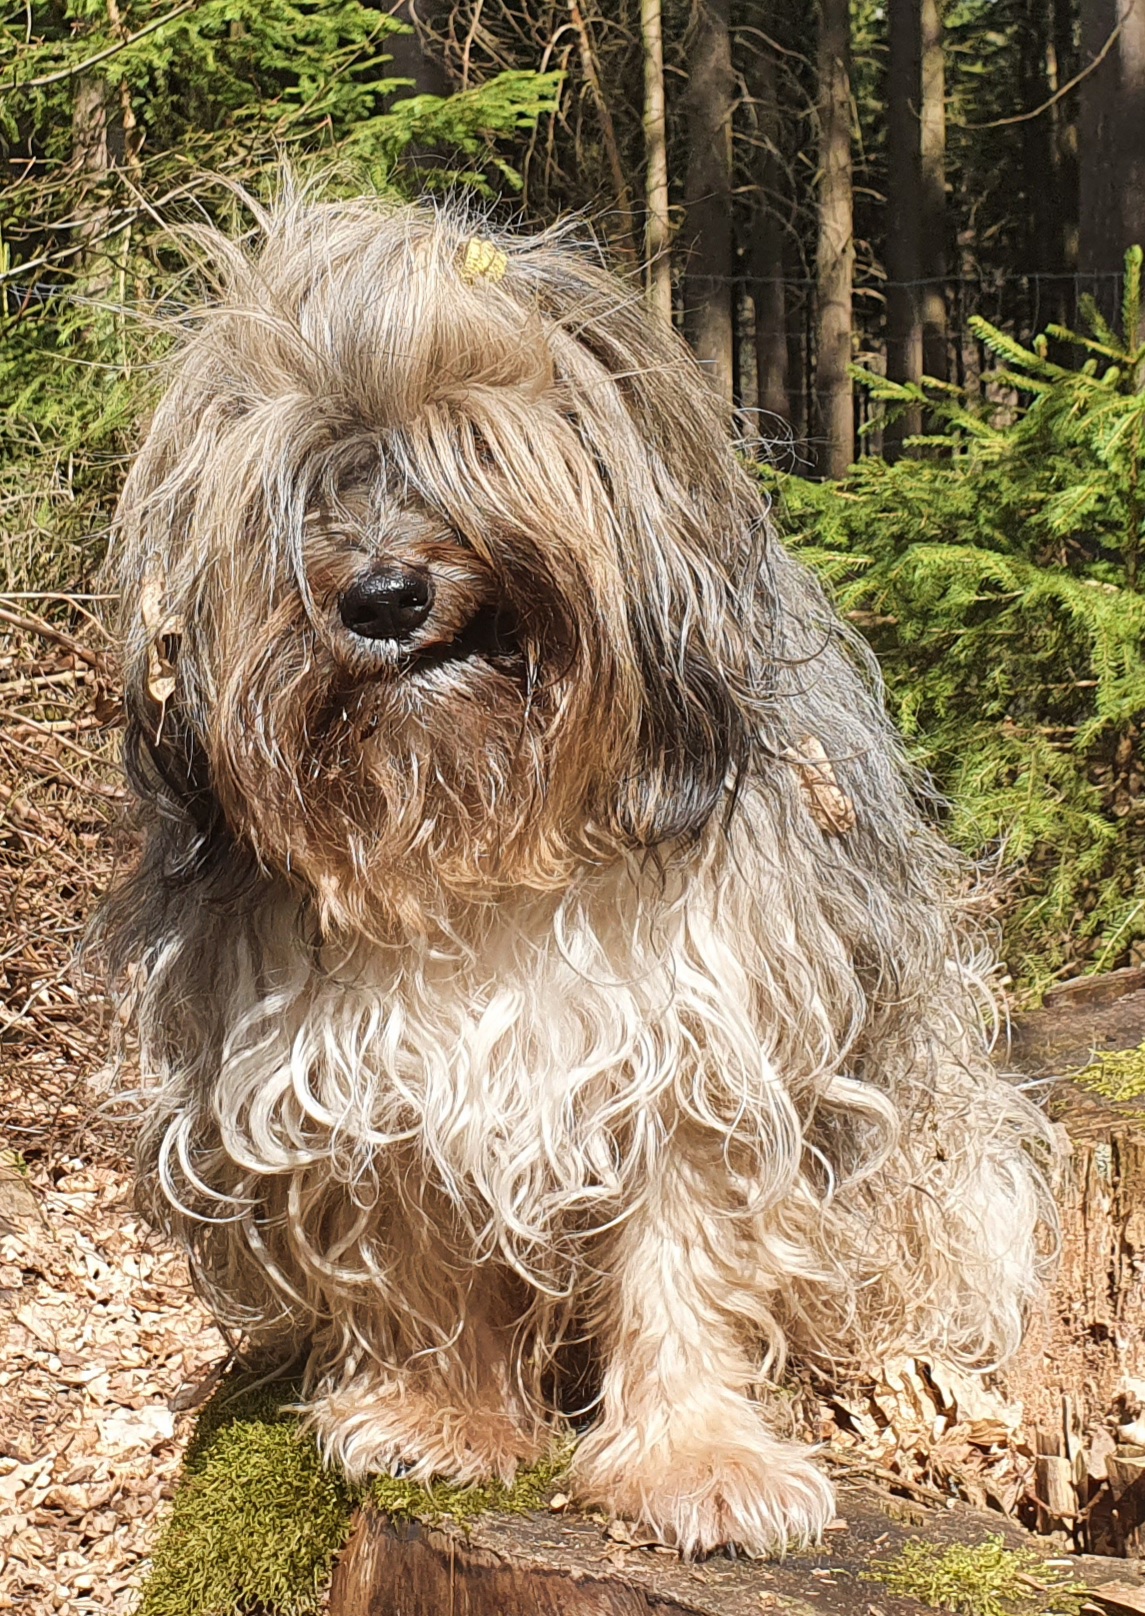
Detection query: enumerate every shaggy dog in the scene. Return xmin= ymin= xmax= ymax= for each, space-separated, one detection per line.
xmin=101 ymin=194 xmax=1054 ymax=1557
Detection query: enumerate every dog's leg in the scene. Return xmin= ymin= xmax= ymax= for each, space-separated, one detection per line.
xmin=301 ymin=1195 xmax=547 ymax=1486
xmin=572 ymin=1134 xmax=835 ymax=1558
xmin=306 ymin=1281 xmax=547 ymax=1485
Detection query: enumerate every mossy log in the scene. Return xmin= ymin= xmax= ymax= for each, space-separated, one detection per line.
xmin=327 ymin=1483 xmax=1127 ymax=1616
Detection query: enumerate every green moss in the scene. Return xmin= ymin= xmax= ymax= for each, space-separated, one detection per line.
xmin=141 ymin=1381 xmax=353 ymax=1616
xmin=864 ymin=1536 xmax=1083 ymax=1616
xmin=1074 ymin=1041 xmax=1145 ymax=1102
xmin=368 ymin=1437 xmax=572 ymax=1523
xmin=142 ymin=1376 xmax=573 ymax=1615
xmin=178 ymin=1378 xmax=301 ymax=1476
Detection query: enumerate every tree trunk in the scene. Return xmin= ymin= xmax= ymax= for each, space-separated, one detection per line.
xmin=72 ymin=74 xmax=110 ymax=259
xmin=787 ymin=244 xmax=811 ymax=447
xmin=1051 ymin=0 xmax=1080 ymax=278
xmin=754 ymin=236 xmax=790 ymax=424
xmin=816 ymin=0 xmax=855 ymax=477
xmin=1019 ymin=0 xmax=1075 ymax=328
xmin=1079 ymin=0 xmax=1126 ymax=319
xmin=919 ymin=0 xmax=947 ymax=381
xmin=380 ymin=2 xmax=454 ymax=185
xmin=683 ymin=0 xmax=736 ymax=407
xmin=642 ymin=0 xmax=672 ymax=324
xmin=71 ymin=42 xmax=117 ymax=302
xmin=385 ymin=1 xmax=450 ymax=96
xmin=1082 ymin=0 xmax=1145 ymax=333
xmin=104 ymin=0 xmax=142 ymax=184
xmin=1122 ymin=0 xmax=1145 ymax=317
xmin=749 ymin=34 xmax=790 ymax=425
xmin=884 ymin=0 xmax=923 ymax=455
xmin=568 ymin=0 xmax=640 ymax=267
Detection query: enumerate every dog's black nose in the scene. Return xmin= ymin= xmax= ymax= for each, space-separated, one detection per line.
xmin=338 ymin=566 xmax=435 ymax=640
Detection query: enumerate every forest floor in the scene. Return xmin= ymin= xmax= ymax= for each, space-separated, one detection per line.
xmin=0 ymin=1047 xmax=222 ymax=1614
xmin=0 ymin=607 xmax=224 ymax=1614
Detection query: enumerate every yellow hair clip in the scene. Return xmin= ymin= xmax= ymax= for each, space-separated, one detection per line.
xmin=460 ymin=237 xmax=509 ymax=284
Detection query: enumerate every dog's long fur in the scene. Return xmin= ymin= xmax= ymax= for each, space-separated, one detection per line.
xmin=100 ymin=193 xmax=1055 ymax=1555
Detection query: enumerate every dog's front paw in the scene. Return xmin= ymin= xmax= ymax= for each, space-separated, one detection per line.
xmin=572 ymin=1419 xmax=835 ymax=1558
xmin=306 ymin=1380 xmax=544 ymax=1486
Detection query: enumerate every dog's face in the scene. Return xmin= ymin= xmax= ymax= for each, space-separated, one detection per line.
xmin=308 ymin=486 xmax=509 ymax=686
xmin=117 ymin=202 xmax=761 ymax=933
xmin=199 ymin=454 xmax=632 ymax=928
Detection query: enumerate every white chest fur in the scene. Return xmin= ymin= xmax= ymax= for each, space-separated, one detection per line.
xmin=202 ymin=842 xmax=821 ymax=1263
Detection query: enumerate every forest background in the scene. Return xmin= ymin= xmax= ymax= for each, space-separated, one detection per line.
xmin=2 ymin=0 xmax=1145 ymax=1000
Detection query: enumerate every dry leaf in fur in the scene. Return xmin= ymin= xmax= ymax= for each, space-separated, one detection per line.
xmin=788 ymin=734 xmax=857 ymax=836
xmin=139 ymin=577 xmax=183 ymax=708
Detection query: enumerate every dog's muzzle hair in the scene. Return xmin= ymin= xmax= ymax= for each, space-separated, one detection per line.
xmin=100 ymin=192 xmax=1057 ymax=1557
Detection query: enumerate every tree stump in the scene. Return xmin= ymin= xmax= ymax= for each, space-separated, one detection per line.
xmin=1003 ymin=970 xmax=1145 ymax=1548
xmin=327 ymin=1480 xmax=1145 ymax=1616
xmin=1009 ymin=965 xmax=1145 ymax=1079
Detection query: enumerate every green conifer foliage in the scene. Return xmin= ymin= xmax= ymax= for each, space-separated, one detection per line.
xmin=764 ymin=249 xmax=1145 ymax=993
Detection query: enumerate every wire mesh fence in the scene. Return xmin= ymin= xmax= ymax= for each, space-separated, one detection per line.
xmin=722 ymin=267 xmax=1130 ymax=473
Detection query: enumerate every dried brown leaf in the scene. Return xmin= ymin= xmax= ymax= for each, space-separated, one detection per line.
xmin=787 ymin=734 xmax=857 ymax=836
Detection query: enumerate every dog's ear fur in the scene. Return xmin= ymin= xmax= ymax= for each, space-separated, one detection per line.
xmin=120 ymin=628 xmax=235 ymax=890
xmin=525 ymin=260 xmax=762 ymax=854
xmin=623 ymin=598 xmax=750 ymax=847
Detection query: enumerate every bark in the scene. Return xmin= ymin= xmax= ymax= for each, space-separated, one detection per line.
xmin=642 ymin=0 xmax=672 ymax=324
xmin=104 ymin=0 xmax=142 ymax=182
xmin=568 ymin=0 xmax=640 ymax=266
xmin=1020 ymin=0 xmax=1069 ymax=324
xmin=1123 ymin=0 xmax=1145 ymax=314
xmin=1003 ymin=970 xmax=1145 ymax=1551
xmin=754 ymin=230 xmax=790 ymax=424
xmin=328 ymin=1488 xmax=1078 ymax=1616
xmin=749 ymin=34 xmax=790 ymax=424
xmin=384 ymin=1 xmax=452 ymax=181
xmin=1079 ymin=0 xmax=1126 ymax=317
xmin=385 ymin=1 xmax=450 ymax=97
xmin=1008 ymin=963 xmax=1145 ymax=1077
xmin=816 ymin=0 xmax=855 ymax=477
xmin=71 ymin=68 xmax=113 ymax=294
xmin=919 ymin=0 xmax=947 ymax=381
xmin=72 ymin=74 xmax=110 ymax=194
xmin=956 ymin=229 xmax=982 ymax=402
xmin=683 ymin=0 xmax=736 ymax=407
xmin=787 ymin=243 xmax=811 ymax=445
xmin=1079 ymin=0 xmax=1145 ymax=328
xmin=1051 ymin=0 xmax=1080 ymax=273
xmin=884 ymin=0 xmax=923 ymax=454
